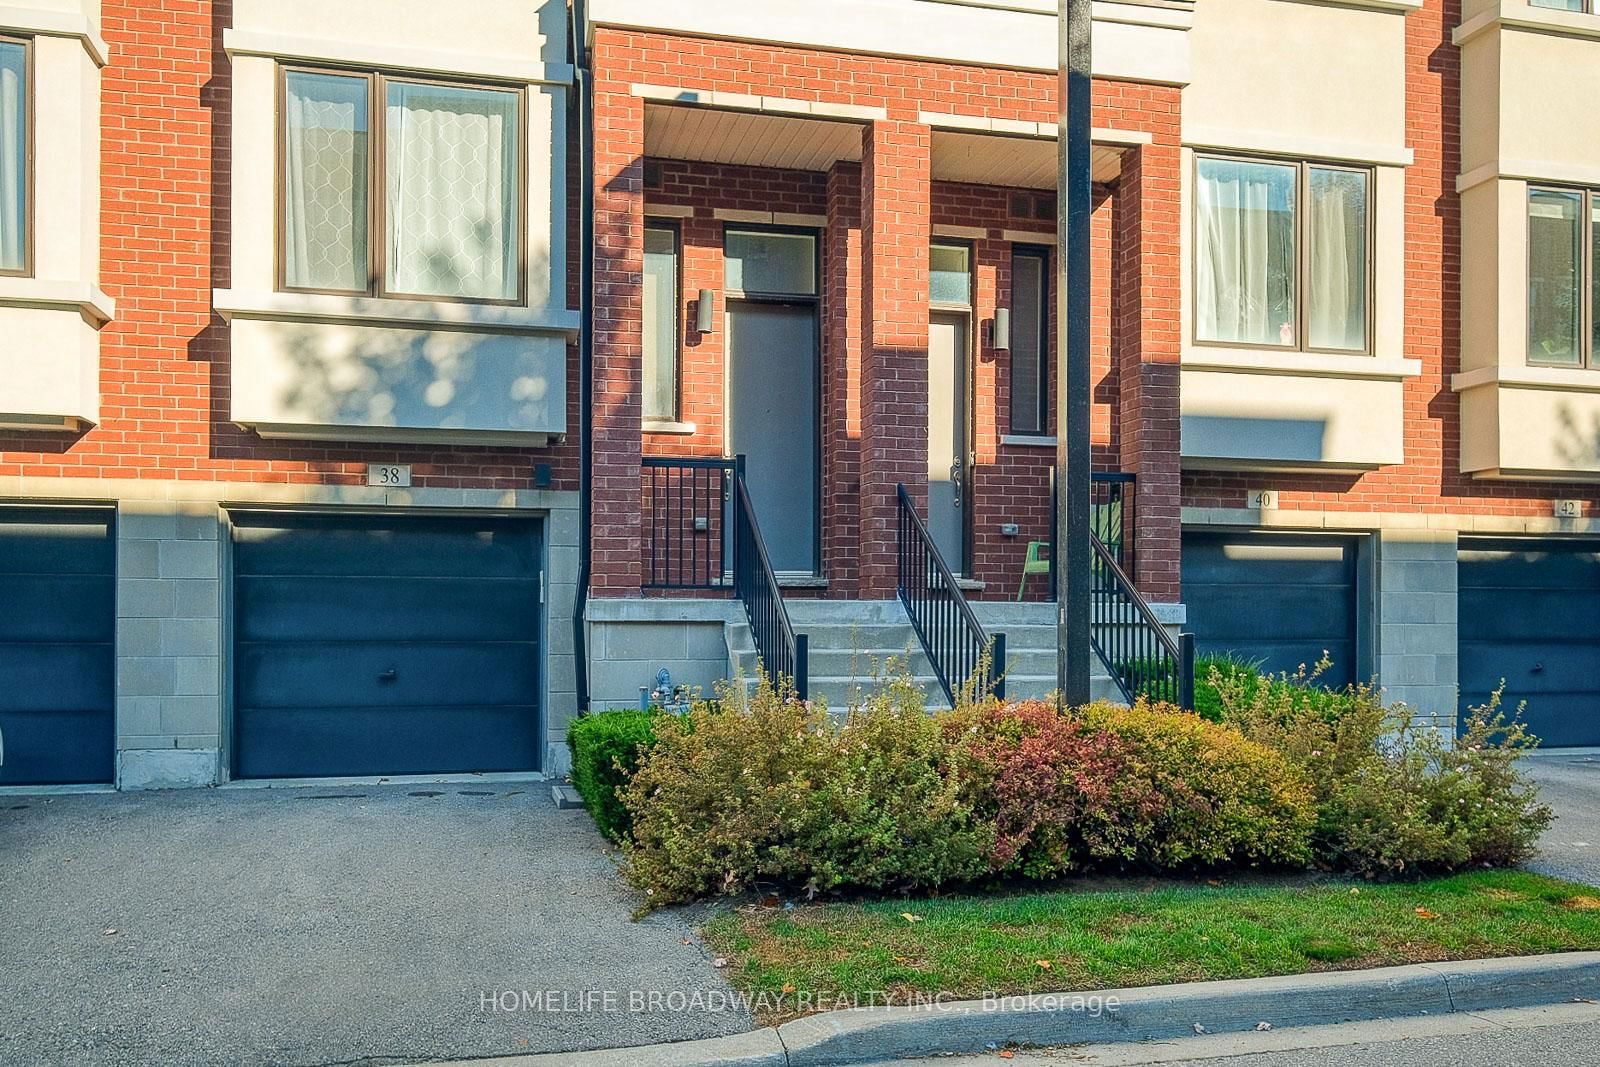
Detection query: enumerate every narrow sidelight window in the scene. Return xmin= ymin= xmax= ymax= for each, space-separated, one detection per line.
xmin=1195 ymin=156 xmax=1372 ymax=353
xmin=642 ymin=223 xmax=679 ymax=421
xmin=0 ymin=37 xmax=28 ymax=276
xmin=1528 ymin=188 xmax=1584 ymax=366
xmin=280 ymin=66 xmax=523 ymax=303
xmin=1010 ymin=247 xmax=1049 ymax=435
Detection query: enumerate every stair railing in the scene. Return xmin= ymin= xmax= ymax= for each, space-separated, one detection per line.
xmin=732 ymin=460 xmax=808 ymax=699
xmin=895 ymin=484 xmax=1006 ymax=705
xmin=1090 ymin=534 xmax=1195 ymax=709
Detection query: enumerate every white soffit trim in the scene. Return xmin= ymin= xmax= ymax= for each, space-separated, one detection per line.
xmin=222 ymin=29 xmax=574 ymax=85
xmin=1183 ymin=125 xmax=1414 ymax=168
xmin=213 ymin=289 xmax=580 ymax=336
xmin=631 ymin=84 xmax=888 ymax=122
xmin=918 ymin=112 xmax=1155 ymax=147
xmin=0 ymin=6 xmax=109 ymax=65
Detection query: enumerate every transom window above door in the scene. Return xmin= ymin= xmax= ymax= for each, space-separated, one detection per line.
xmin=279 ymin=67 xmax=523 ymax=303
xmin=1193 ymin=155 xmax=1372 ymax=354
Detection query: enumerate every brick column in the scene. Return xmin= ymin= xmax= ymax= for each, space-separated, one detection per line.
xmin=823 ymin=161 xmax=863 ymax=598
xmin=1116 ymin=142 xmax=1183 ymax=604
xmin=859 ymin=121 xmax=931 ymax=599
xmin=589 ymin=36 xmax=645 ymax=597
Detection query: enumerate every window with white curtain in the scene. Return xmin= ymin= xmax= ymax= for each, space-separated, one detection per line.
xmin=1194 ymin=156 xmax=1371 ymax=353
xmin=281 ymin=66 xmax=522 ymax=302
xmin=1527 ymin=187 xmax=1599 ymax=368
xmin=0 ymin=37 xmax=28 ymax=277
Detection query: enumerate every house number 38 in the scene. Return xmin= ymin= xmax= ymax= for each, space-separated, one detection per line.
xmin=366 ymin=464 xmax=412 ymax=488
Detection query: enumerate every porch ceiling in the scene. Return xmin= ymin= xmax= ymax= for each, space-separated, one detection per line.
xmin=931 ymin=130 xmax=1127 ymax=189
xmin=644 ymin=103 xmax=863 ymax=172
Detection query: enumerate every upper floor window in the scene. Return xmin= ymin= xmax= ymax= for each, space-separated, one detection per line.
xmin=0 ymin=36 xmax=29 ymax=277
xmin=1530 ymin=0 xmax=1597 ymax=12
xmin=1528 ymin=187 xmax=1599 ymax=367
xmin=1194 ymin=155 xmax=1371 ymax=354
xmin=280 ymin=66 xmax=523 ymax=303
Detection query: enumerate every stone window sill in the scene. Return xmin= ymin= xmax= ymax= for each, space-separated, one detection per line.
xmin=0 ymin=278 xmax=115 ymax=326
xmin=643 ymin=419 xmax=697 ymax=435
xmin=1452 ymin=364 xmax=1600 ymax=394
xmin=1183 ymin=346 xmax=1422 ymax=382
xmin=213 ymin=289 xmax=580 ymax=336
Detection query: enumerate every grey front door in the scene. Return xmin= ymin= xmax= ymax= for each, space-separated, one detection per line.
xmin=1182 ymin=531 xmax=1359 ymax=686
xmin=0 ymin=507 xmax=115 ymax=785
xmin=929 ymin=312 xmax=970 ymax=573
xmin=1459 ymin=538 xmax=1600 ymax=747
xmin=232 ymin=512 xmax=543 ymax=779
xmin=727 ymin=301 xmax=819 ymax=574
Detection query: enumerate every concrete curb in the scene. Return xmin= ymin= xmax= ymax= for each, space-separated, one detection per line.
xmin=436 ymin=952 xmax=1600 ymax=1067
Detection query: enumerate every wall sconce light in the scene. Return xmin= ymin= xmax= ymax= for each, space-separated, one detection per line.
xmin=992 ymin=307 xmax=1011 ymax=350
xmin=695 ymin=289 xmax=716 ymax=333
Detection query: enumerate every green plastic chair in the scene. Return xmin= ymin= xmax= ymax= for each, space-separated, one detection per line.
xmin=1017 ymin=540 xmax=1050 ymax=600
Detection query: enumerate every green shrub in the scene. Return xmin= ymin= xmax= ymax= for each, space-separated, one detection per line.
xmin=946 ymin=699 xmax=1159 ymax=878
xmin=621 ymin=679 xmax=836 ymax=905
xmin=794 ymin=677 xmax=991 ymax=891
xmin=1079 ymin=700 xmax=1317 ymax=868
xmin=1217 ymin=668 xmax=1553 ymax=877
xmin=567 ymin=709 xmax=659 ymax=842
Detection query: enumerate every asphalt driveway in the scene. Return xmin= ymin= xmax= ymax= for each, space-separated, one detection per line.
xmin=1526 ymin=752 xmax=1600 ymax=887
xmin=0 ymin=782 xmax=752 ymax=1067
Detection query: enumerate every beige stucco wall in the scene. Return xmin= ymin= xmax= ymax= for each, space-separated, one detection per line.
xmin=1181 ymin=364 xmax=1408 ymax=471
xmin=219 ymin=0 xmax=574 ymax=444
xmin=0 ymin=8 xmax=107 ymax=429
xmin=1185 ymin=0 xmax=1409 ymax=159
xmin=1454 ymin=13 xmax=1600 ymax=479
xmin=229 ymin=316 xmax=569 ymax=442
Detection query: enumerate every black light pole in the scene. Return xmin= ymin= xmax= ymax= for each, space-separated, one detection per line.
xmin=1055 ymin=0 xmax=1092 ymax=706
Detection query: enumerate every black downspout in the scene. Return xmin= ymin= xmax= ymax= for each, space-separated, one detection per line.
xmin=570 ymin=0 xmax=594 ymax=715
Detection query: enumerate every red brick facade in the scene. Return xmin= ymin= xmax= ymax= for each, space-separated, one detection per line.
xmin=591 ymin=27 xmax=1187 ymax=602
xmin=0 ymin=0 xmax=579 ymax=494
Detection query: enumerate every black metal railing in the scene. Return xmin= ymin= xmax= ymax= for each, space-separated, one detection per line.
xmin=733 ymin=465 xmax=808 ymax=699
xmin=1047 ymin=470 xmax=1136 ymax=591
xmin=895 ymin=484 xmax=1006 ymax=705
xmin=641 ymin=456 xmax=737 ymax=591
xmin=1090 ymin=535 xmax=1195 ymax=709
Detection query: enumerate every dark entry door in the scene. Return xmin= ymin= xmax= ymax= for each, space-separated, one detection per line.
xmin=1182 ymin=531 xmax=1360 ymax=686
xmin=0 ymin=507 xmax=115 ymax=785
xmin=727 ymin=302 xmax=819 ymax=574
xmin=232 ymin=512 xmax=543 ymax=779
xmin=1459 ymin=538 xmax=1600 ymax=747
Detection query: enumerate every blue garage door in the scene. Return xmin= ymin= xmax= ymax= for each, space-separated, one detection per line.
xmin=232 ymin=512 xmax=543 ymax=779
xmin=1182 ymin=531 xmax=1360 ymax=687
xmin=1459 ymin=538 xmax=1600 ymax=748
xmin=0 ymin=507 xmax=115 ymax=785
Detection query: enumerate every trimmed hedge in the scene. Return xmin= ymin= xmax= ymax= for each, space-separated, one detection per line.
xmin=567 ymin=709 xmax=658 ymax=842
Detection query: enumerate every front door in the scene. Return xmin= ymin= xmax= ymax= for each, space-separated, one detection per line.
xmin=727 ymin=301 xmax=819 ymax=575
xmin=928 ymin=312 xmax=971 ymax=574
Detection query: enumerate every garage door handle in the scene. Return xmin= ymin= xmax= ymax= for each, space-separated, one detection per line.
xmin=1531 ymin=663 xmax=1544 ymax=674
xmin=378 ymin=668 xmax=398 ymax=683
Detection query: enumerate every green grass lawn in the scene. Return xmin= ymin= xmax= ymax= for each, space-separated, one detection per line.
xmin=701 ymin=871 xmax=1600 ymax=1022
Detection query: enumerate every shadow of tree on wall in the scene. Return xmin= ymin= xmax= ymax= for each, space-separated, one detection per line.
xmin=1551 ymin=402 xmax=1600 ymax=473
